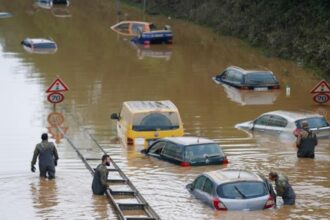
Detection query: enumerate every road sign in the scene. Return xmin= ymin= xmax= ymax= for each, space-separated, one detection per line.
xmin=47 ymin=92 xmax=64 ymax=104
xmin=313 ymin=93 xmax=329 ymax=104
xmin=47 ymin=112 xmax=64 ymax=126
xmin=46 ymin=77 xmax=69 ymax=93
xmin=310 ymin=80 xmax=330 ymax=94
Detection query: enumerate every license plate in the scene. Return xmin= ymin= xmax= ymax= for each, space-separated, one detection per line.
xmin=254 ymin=87 xmax=268 ymax=91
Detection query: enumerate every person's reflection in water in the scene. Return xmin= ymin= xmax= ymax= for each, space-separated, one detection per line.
xmin=92 ymin=194 xmax=109 ymax=219
xmin=30 ymin=178 xmax=58 ymax=215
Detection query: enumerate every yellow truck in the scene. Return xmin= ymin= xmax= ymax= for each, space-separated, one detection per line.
xmin=111 ymin=100 xmax=184 ymax=147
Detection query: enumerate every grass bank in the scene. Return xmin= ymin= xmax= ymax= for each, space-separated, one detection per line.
xmin=124 ymin=0 xmax=330 ymax=80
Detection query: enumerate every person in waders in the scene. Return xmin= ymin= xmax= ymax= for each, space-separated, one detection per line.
xmin=31 ymin=133 xmax=59 ymax=179
xmin=92 ymin=154 xmax=110 ymax=195
xmin=296 ymin=121 xmax=317 ymax=158
xmin=269 ymin=171 xmax=296 ymax=205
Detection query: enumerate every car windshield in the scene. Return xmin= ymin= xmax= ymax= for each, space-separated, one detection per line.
xmin=217 ymin=181 xmax=267 ymax=199
xmin=245 ymin=72 xmax=277 ymax=84
xmin=296 ymin=117 xmax=330 ymax=129
xmin=184 ymin=143 xmax=224 ymax=162
xmin=132 ymin=112 xmax=180 ymax=131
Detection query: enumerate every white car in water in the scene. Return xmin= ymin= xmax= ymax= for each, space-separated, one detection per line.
xmin=235 ymin=110 xmax=330 ymax=138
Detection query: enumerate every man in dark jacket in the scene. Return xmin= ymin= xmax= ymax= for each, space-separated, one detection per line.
xmin=269 ymin=171 xmax=296 ymax=205
xmin=296 ymin=121 xmax=317 ymax=158
xmin=92 ymin=154 xmax=110 ymax=195
xmin=31 ymin=133 xmax=59 ymax=179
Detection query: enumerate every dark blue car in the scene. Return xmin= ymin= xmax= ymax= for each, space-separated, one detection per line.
xmin=142 ymin=137 xmax=228 ymax=166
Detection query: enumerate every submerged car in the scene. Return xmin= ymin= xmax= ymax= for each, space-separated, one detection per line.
xmin=142 ymin=137 xmax=228 ymax=166
xmin=213 ymin=66 xmax=280 ymax=90
xmin=21 ymin=38 xmax=57 ymax=54
xmin=111 ymin=21 xmax=173 ymax=44
xmin=186 ymin=169 xmax=275 ymax=211
xmin=111 ymin=100 xmax=184 ymax=146
xmin=235 ymin=110 xmax=330 ymax=138
xmin=0 ymin=12 xmax=13 ymax=18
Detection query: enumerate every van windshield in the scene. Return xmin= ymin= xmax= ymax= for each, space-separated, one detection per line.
xmin=132 ymin=112 xmax=180 ymax=131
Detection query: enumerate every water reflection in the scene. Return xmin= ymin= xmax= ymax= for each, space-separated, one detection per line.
xmin=131 ymin=43 xmax=172 ymax=60
xmin=31 ymin=179 xmax=58 ymax=215
xmin=92 ymin=194 xmax=110 ymax=219
xmin=47 ymin=111 xmax=68 ymax=144
xmin=220 ymin=83 xmax=279 ymax=105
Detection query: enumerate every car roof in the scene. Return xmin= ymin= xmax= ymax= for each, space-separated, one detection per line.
xmin=160 ymin=136 xmax=215 ymax=146
xmin=226 ymin=66 xmax=274 ymax=75
xmin=261 ymin=110 xmax=324 ymax=122
xmin=204 ymin=169 xmax=264 ymax=185
xmin=123 ymin=100 xmax=179 ymax=113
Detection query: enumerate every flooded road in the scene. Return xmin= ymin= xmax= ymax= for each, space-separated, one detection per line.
xmin=1 ymin=0 xmax=329 ymax=219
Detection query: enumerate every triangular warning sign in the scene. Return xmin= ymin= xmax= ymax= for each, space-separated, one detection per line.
xmin=310 ymin=80 xmax=330 ymax=94
xmin=46 ymin=78 xmax=69 ymax=93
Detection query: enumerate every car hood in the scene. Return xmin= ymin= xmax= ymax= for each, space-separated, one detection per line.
xmin=235 ymin=121 xmax=253 ymax=130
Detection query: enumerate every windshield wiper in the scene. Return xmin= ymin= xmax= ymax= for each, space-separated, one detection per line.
xmin=234 ymin=186 xmax=247 ymax=199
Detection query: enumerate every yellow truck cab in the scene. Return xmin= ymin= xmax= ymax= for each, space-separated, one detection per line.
xmin=111 ymin=100 xmax=184 ymax=146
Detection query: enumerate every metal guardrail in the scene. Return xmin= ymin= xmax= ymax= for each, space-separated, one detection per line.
xmin=57 ymin=125 xmax=160 ymax=220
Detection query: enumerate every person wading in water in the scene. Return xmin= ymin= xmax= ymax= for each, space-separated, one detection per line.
xmin=296 ymin=121 xmax=317 ymax=158
xmin=92 ymin=154 xmax=110 ymax=195
xmin=31 ymin=133 xmax=59 ymax=179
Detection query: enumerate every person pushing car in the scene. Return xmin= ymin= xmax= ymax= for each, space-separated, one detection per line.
xmin=269 ymin=171 xmax=295 ymax=205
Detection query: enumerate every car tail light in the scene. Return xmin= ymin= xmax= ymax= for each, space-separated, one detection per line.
xmin=213 ymin=198 xmax=227 ymax=210
xmin=127 ymin=138 xmax=134 ymax=145
xmin=223 ymin=156 xmax=229 ymax=164
xmin=263 ymin=195 xmax=275 ymax=209
xmin=271 ymin=85 xmax=280 ymax=89
xmin=143 ymin=40 xmax=150 ymax=45
xmin=180 ymin=161 xmax=191 ymax=167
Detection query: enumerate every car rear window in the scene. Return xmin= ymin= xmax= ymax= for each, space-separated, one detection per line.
xmin=217 ymin=181 xmax=267 ymax=199
xmin=132 ymin=112 xmax=180 ymax=131
xmin=35 ymin=43 xmax=56 ymax=49
xmin=296 ymin=117 xmax=329 ymax=129
xmin=245 ymin=72 xmax=277 ymax=84
xmin=185 ymin=144 xmax=224 ymax=162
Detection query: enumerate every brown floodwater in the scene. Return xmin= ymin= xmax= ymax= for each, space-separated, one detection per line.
xmin=0 ymin=0 xmax=329 ymax=219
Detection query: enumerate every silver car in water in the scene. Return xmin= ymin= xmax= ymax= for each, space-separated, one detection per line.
xmin=186 ymin=169 xmax=275 ymax=211
xmin=235 ymin=110 xmax=330 ymax=138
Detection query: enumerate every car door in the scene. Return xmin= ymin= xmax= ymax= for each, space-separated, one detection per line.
xmin=160 ymin=142 xmax=184 ymax=164
xmin=200 ymin=177 xmax=216 ymax=207
xmin=190 ymin=175 xmax=207 ymax=201
xmin=253 ymin=115 xmax=272 ymax=132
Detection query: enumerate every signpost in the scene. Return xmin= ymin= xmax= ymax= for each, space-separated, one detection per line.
xmin=46 ymin=76 xmax=69 ymax=109
xmin=310 ymin=80 xmax=330 ymax=104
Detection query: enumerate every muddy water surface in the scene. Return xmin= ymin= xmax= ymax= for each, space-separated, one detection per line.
xmin=0 ymin=0 xmax=329 ymax=219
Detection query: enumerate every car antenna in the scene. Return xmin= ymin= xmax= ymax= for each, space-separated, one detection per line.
xmin=238 ymin=169 xmax=241 ymax=179
xmin=197 ymin=137 xmax=199 ymax=144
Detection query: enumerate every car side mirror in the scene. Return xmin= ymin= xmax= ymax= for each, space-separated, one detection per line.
xmin=110 ymin=113 xmax=120 ymax=120
xmin=186 ymin=183 xmax=194 ymax=191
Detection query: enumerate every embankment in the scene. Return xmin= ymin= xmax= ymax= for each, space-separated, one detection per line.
xmin=126 ymin=0 xmax=330 ymax=79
